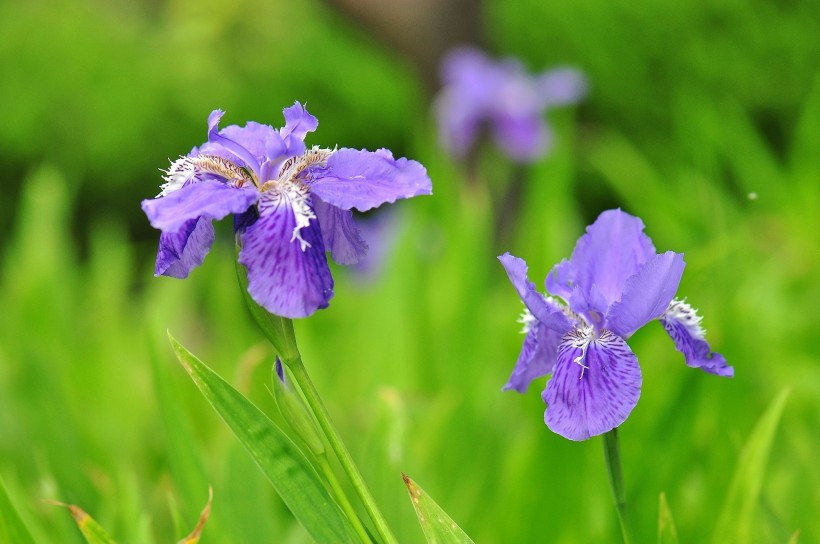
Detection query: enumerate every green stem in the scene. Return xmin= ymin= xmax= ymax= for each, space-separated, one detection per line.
xmin=316 ymin=453 xmax=373 ymax=543
xmin=603 ymin=428 xmax=633 ymax=544
xmin=287 ymin=356 xmax=398 ymax=544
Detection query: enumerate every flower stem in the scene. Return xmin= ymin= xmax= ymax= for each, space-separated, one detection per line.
xmin=603 ymin=428 xmax=633 ymax=544
xmin=316 ymin=453 xmax=373 ymax=543
xmin=286 ymin=355 xmax=398 ymax=544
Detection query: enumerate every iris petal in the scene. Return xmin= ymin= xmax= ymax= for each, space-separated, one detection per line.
xmin=312 ymin=196 xmax=369 ymax=266
xmin=660 ymin=299 xmax=733 ymax=377
xmin=309 ymin=148 xmax=432 ymax=212
xmin=141 ymin=180 xmax=258 ymax=234
xmin=498 ymin=253 xmax=574 ymax=334
xmin=503 ymin=320 xmax=563 ymax=393
xmin=238 ymin=201 xmax=334 ymax=319
xmin=154 ymin=217 xmax=215 ymax=278
xmin=606 ymin=251 xmax=685 ymax=337
xmin=563 ymin=209 xmax=657 ymax=312
xmin=543 ymin=330 xmax=642 ymax=441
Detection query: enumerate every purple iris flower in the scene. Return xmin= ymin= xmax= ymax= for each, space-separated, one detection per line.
xmin=142 ymin=102 xmax=432 ymax=319
xmin=435 ymin=47 xmax=587 ymax=163
xmin=499 ymin=209 xmax=732 ymax=441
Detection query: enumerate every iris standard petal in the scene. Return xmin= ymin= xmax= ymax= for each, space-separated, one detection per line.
xmin=660 ymin=299 xmax=734 ymax=377
xmin=142 ymin=180 xmax=258 ymax=234
xmin=309 ymin=148 xmax=432 ymax=212
xmin=280 ymin=102 xmax=318 ymax=154
xmin=503 ymin=320 xmax=563 ymax=393
xmin=564 ymin=209 xmax=657 ymax=310
xmin=206 ymin=110 xmax=262 ymax=175
xmin=606 ymin=251 xmax=685 ymax=338
xmin=154 ymin=217 xmax=215 ymax=278
xmin=312 ymin=196 xmax=369 ymax=266
xmin=498 ymin=253 xmax=574 ymax=334
xmin=543 ymin=329 xmax=642 ymax=441
xmin=545 ymin=259 xmax=574 ymax=301
xmin=238 ymin=202 xmax=334 ymax=319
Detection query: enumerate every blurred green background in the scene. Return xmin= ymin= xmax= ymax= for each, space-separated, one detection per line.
xmin=1 ymin=0 xmax=819 ymax=542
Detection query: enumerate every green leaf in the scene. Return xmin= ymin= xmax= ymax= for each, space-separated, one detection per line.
xmin=657 ymin=492 xmax=680 ymax=544
xmin=0 ymin=476 xmax=36 ymax=544
xmin=168 ymin=332 xmax=360 ymax=544
xmin=711 ymin=389 xmax=790 ymax=544
xmin=177 ymin=487 xmax=213 ymax=544
xmin=47 ymin=501 xmax=117 ymax=544
xmin=402 ymin=473 xmax=474 ymax=544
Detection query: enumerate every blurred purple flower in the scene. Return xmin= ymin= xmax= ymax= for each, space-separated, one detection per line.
xmin=499 ymin=209 xmax=732 ymax=441
xmin=435 ymin=47 xmax=587 ymax=163
xmin=142 ymin=102 xmax=432 ymax=319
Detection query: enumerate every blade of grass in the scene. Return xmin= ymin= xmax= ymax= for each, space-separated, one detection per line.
xmin=0 ymin=476 xmax=36 ymax=544
xmin=402 ymin=473 xmax=474 ymax=544
xmin=711 ymin=388 xmax=790 ymax=544
xmin=657 ymin=492 xmax=679 ymax=544
xmin=46 ymin=501 xmax=117 ymax=544
xmin=168 ymin=332 xmax=361 ymax=544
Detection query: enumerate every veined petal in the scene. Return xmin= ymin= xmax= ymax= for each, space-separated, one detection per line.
xmin=543 ymin=329 xmax=642 ymax=441
xmin=313 ymin=196 xmax=368 ymax=266
xmin=280 ymin=102 xmax=318 ymax=155
xmin=564 ymin=209 xmax=657 ymax=311
xmin=154 ymin=217 xmax=215 ymax=278
xmin=568 ymin=283 xmax=609 ymax=330
xmin=238 ymin=200 xmax=334 ymax=319
xmin=141 ymin=179 xmax=258 ymax=234
xmin=606 ymin=251 xmax=685 ymax=338
xmin=503 ymin=318 xmax=562 ymax=393
xmin=660 ymin=299 xmax=733 ymax=377
xmin=498 ymin=253 xmax=574 ymax=334
xmin=309 ymin=148 xmax=432 ymax=212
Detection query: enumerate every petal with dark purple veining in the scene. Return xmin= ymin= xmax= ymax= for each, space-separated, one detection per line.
xmin=313 ymin=196 xmax=368 ymax=266
xmin=238 ymin=201 xmax=334 ymax=319
xmin=309 ymin=148 xmax=432 ymax=212
xmin=503 ymin=321 xmax=563 ymax=393
xmin=142 ymin=180 xmax=258 ymax=234
xmin=154 ymin=217 xmax=214 ymax=278
xmin=543 ymin=330 xmax=642 ymax=441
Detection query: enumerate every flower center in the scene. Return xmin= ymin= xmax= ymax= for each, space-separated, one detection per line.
xmin=567 ymin=326 xmax=595 ymax=379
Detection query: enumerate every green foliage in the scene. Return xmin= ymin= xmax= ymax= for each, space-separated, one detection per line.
xmin=0 ymin=477 xmax=36 ymax=544
xmin=402 ymin=474 xmax=474 ymax=544
xmin=657 ymin=493 xmax=679 ymax=544
xmin=169 ymin=334 xmax=360 ymax=544
xmin=0 ymin=1 xmax=819 ymax=542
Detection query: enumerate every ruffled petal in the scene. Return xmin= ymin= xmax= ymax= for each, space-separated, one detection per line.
xmin=313 ymin=196 xmax=368 ymax=266
xmin=563 ymin=209 xmax=657 ymax=312
xmin=309 ymin=148 xmax=432 ymax=212
xmin=141 ymin=179 xmax=258 ymax=234
xmin=280 ymin=101 xmax=318 ymax=155
xmin=543 ymin=329 xmax=642 ymax=441
xmin=238 ymin=201 xmax=334 ymax=319
xmin=498 ymin=253 xmax=574 ymax=334
xmin=536 ymin=67 xmax=588 ymax=108
xmin=606 ymin=251 xmax=685 ymax=338
xmin=154 ymin=217 xmax=215 ymax=278
xmin=660 ymin=299 xmax=733 ymax=377
xmin=545 ymin=259 xmax=574 ymax=301
xmin=503 ymin=320 xmax=563 ymax=393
